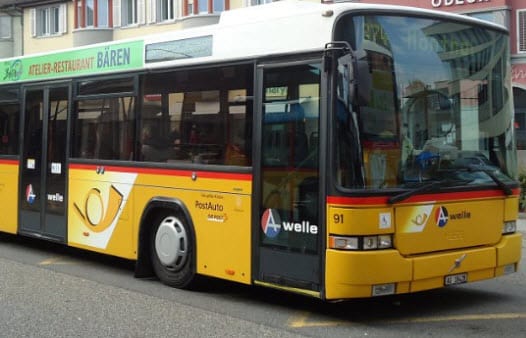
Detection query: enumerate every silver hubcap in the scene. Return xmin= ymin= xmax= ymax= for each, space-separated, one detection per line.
xmin=154 ymin=216 xmax=188 ymax=271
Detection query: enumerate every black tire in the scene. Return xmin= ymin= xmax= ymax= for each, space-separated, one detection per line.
xmin=150 ymin=212 xmax=196 ymax=289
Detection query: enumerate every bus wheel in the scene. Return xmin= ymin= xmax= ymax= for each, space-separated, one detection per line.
xmin=150 ymin=213 xmax=195 ymax=288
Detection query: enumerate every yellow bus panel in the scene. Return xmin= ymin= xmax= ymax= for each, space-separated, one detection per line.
xmin=0 ymin=160 xmax=18 ymax=234
xmin=68 ymin=164 xmax=252 ymax=284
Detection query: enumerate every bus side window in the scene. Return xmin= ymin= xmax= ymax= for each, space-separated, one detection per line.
xmin=140 ymin=123 xmax=172 ymax=162
xmin=95 ymin=116 xmax=116 ymax=159
xmin=0 ymin=103 xmax=19 ymax=156
xmin=141 ymin=65 xmax=253 ymax=166
xmin=73 ymin=96 xmax=135 ymax=161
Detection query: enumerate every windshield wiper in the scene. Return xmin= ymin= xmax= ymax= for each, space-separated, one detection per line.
xmin=389 ymin=164 xmax=513 ymax=204
xmin=464 ymin=165 xmax=513 ymax=196
xmin=388 ymin=180 xmax=443 ymax=204
xmin=388 ymin=178 xmax=473 ymax=204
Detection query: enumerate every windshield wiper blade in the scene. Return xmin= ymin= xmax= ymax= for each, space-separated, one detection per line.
xmin=388 ymin=177 xmax=474 ymax=204
xmin=465 ymin=165 xmax=513 ymax=195
xmin=388 ymin=180 xmax=442 ymax=204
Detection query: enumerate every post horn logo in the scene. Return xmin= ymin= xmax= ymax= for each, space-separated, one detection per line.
xmin=73 ymin=185 xmax=123 ymax=233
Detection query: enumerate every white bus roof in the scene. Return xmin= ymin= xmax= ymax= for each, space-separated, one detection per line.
xmin=0 ymin=0 xmax=508 ymax=85
xmin=147 ymin=0 xmax=507 ymax=67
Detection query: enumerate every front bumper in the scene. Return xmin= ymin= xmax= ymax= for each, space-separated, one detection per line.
xmin=325 ymin=233 xmax=522 ymax=300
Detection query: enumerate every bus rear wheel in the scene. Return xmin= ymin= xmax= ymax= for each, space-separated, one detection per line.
xmin=150 ymin=212 xmax=195 ymax=289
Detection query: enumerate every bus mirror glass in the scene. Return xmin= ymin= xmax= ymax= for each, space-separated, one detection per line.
xmin=353 ymin=49 xmax=371 ymax=106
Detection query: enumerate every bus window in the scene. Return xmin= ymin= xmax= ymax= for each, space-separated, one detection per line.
xmin=78 ymin=77 xmax=135 ymax=96
xmin=0 ymin=88 xmax=19 ymax=156
xmin=180 ymin=90 xmax=224 ymax=164
xmin=0 ymin=104 xmax=19 ymax=156
xmin=225 ymin=89 xmax=250 ymax=166
xmin=140 ymin=65 xmax=253 ymax=165
xmin=72 ymin=96 xmax=135 ymax=160
xmin=261 ymin=63 xmax=321 ymax=253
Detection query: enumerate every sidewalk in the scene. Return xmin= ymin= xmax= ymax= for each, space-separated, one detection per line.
xmin=517 ymin=213 xmax=526 ymax=234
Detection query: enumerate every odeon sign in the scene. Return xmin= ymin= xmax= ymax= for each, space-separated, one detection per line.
xmin=431 ymin=0 xmax=490 ymax=8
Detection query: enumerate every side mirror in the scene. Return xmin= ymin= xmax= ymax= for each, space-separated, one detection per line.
xmin=337 ymin=49 xmax=371 ymax=107
xmin=354 ymin=49 xmax=371 ymax=106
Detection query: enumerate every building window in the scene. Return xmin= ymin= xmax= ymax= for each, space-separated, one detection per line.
xmin=0 ymin=15 xmax=11 ymax=39
xmin=248 ymin=0 xmax=273 ymax=6
xmin=31 ymin=4 xmax=67 ymax=37
xmin=158 ymin=0 xmax=176 ymax=21
xmin=183 ymin=0 xmax=229 ymax=16
xmin=122 ymin=0 xmax=138 ymax=26
xmin=468 ymin=10 xmax=508 ymax=27
xmin=213 ymin=0 xmax=225 ymax=13
xmin=519 ymin=10 xmax=526 ymax=53
xmin=75 ymin=0 xmax=112 ymax=28
xmin=148 ymin=0 xmax=178 ymax=23
xmin=86 ymin=0 xmax=95 ymax=26
xmin=98 ymin=0 xmax=109 ymax=27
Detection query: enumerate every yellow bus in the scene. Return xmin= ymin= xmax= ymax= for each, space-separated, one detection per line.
xmin=0 ymin=1 xmax=522 ymax=300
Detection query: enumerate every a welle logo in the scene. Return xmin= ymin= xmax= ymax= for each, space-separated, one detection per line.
xmin=261 ymin=208 xmax=318 ymax=239
xmin=435 ymin=206 xmax=471 ymax=228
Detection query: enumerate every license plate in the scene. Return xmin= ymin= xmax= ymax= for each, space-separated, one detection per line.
xmin=444 ymin=273 xmax=467 ymax=286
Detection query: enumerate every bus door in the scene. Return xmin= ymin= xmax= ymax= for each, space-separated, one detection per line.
xmin=255 ymin=62 xmax=323 ymax=295
xmin=19 ymin=85 xmax=70 ymax=241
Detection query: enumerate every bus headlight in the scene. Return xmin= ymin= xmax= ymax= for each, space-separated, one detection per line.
xmin=329 ymin=234 xmax=393 ymax=250
xmin=329 ymin=236 xmax=359 ymax=250
xmin=502 ymin=221 xmax=516 ymax=234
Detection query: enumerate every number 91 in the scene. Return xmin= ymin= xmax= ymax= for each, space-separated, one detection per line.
xmin=333 ymin=213 xmax=344 ymax=224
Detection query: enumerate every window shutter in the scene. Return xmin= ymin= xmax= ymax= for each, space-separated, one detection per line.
xmin=113 ymin=0 xmax=122 ymax=27
xmin=148 ymin=0 xmax=157 ymax=23
xmin=138 ymin=0 xmax=146 ymax=24
xmin=173 ymin=0 xmax=179 ymax=18
xmin=520 ymin=11 xmax=526 ymax=52
xmin=30 ymin=8 xmax=37 ymax=37
xmin=59 ymin=4 xmax=67 ymax=33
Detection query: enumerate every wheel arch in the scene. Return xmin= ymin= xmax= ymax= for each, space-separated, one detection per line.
xmin=134 ymin=197 xmax=196 ymax=279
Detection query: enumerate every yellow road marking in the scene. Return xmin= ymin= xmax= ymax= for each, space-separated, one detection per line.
xmin=288 ymin=311 xmax=526 ymax=328
xmin=38 ymin=256 xmax=74 ymax=266
xmin=288 ymin=311 xmax=346 ymax=328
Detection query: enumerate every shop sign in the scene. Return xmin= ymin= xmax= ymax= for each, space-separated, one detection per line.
xmin=431 ymin=0 xmax=490 ymax=8
xmin=512 ymin=64 xmax=526 ymax=87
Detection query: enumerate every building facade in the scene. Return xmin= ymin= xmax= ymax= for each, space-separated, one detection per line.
xmin=0 ymin=0 xmax=23 ymax=58
xmin=0 ymin=0 xmax=252 ymax=56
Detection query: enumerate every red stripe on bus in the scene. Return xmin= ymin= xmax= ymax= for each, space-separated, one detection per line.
xmin=0 ymin=159 xmax=18 ymax=165
xmin=68 ymin=163 xmax=252 ymax=181
xmin=327 ymin=188 xmax=520 ymax=205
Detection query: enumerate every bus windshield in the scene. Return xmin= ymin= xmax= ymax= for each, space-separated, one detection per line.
xmin=334 ymin=14 xmax=517 ymax=190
